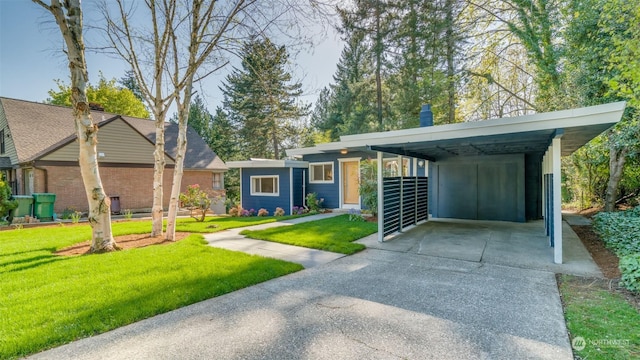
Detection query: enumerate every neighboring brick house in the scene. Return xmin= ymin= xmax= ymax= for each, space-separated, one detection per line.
xmin=0 ymin=97 xmax=227 ymax=214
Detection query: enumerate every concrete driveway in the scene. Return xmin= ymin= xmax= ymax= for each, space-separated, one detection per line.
xmin=31 ymin=247 xmax=573 ymax=359
xmin=359 ymin=218 xmax=602 ymax=277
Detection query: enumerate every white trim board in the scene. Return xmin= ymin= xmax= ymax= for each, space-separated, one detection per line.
xmin=286 ymin=102 xmax=625 ymax=156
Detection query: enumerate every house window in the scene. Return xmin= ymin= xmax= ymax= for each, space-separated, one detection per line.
xmin=0 ymin=130 xmax=5 ymax=154
xmin=250 ymin=176 xmax=279 ymax=196
xmin=309 ymin=162 xmax=334 ymax=183
xmin=213 ymin=173 xmax=223 ymax=189
xmin=383 ymin=158 xmax=409 ymax=177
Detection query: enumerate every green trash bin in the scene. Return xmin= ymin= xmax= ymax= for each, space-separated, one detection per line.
xmin=12 ymin=195 xmax=34 ymax=217
xmin=32 ymin=193 xmax=56 ymax=221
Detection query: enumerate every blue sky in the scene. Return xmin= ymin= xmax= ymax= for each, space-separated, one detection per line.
xmin=0 ymin=0 xmax=343 ymax=114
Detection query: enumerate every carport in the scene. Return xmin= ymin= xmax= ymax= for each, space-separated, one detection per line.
xmin=290 ymin=102 xmax=626 ymax=264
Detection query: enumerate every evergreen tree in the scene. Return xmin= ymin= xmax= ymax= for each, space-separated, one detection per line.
xmin=185 ymin=95 xmax=214 ymax=144
xmin=338 ymin=0 xmax=396 ymax=131
xmin=119 ymin=70 xmax=144 ymax=102
xmin=221 ymin=37 xmax=309 ymax=159
xmin=209 ymin=107 xmax=238 ymax=164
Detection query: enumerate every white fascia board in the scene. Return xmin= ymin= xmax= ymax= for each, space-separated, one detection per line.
xmin=285 ymin=101 xmax=626 ymax=156
xmin=335 ymin=102 xmax=626 ymax=149
xmin=341 ymin=101 xmax=626 ymax=142
xmin=226 ymin=160 xmax=309 ymax=168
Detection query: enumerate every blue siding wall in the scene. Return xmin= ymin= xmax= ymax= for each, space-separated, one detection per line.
xmin=303 ymin=151 xmax=374 ymax=209
xmin=241 ymin=168 xmax=292 ymax=215
xmin=407 ymin=159 xmax=427 ymax=176
xmin=429 ymin=154 xmax=526 ymax=222
xmin=292 ymin=168 xmax=305 ymax=208
xmin=302 ymin=151 xmax=429 ymax=209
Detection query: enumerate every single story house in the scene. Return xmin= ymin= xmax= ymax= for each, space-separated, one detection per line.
xmin=228 ymin=102 xmax=626 ymax=264
xmin=0 ymin=97 xmax=227 ymax=214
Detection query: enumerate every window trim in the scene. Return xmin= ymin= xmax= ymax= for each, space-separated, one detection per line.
xmin=250 ymin=175 xmax=279 ymax=196
xmin=0 ymin=130 xmax=5 ymax=154
xmin=309 ymin=162 xmax=334 ymax=184
xmin=212 ymin=172 xmax=223 ymax=190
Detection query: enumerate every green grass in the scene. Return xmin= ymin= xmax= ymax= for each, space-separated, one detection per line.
xmin=240 ymin=214 xmax=377 ymax=254
xmin=0 ymin=221 xmax=302 ymax=359
xmin=559 ymin=275 xmax=640 ymax=360
xmin=174 ymin=215 xmax=299 ymax=233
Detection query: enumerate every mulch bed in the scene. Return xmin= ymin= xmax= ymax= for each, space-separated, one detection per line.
xmin=55 ymin=232 xmax=191 ymax=256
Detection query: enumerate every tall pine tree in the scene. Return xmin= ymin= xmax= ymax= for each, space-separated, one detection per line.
xmin=221 ymin=37 xmax=309 ymax=159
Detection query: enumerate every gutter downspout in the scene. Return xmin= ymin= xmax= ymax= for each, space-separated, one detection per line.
xmin=32 ymin=161 xmax=48 ymax=193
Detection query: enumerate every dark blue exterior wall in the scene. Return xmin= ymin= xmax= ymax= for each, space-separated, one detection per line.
xmin=241 ymin=168 xmax=292 ymax=215
xmin=302 ymin=151 xmax=429 ymax=209
xmin=303 ymin=151 xmax=373 ymax=209
xmin=292 ymin=168 xmax=305 ymax=208
xmin=525 ymin=153 xmax=543 ymax=220
xmin=429 ymin=154 xmax=526 ymax=222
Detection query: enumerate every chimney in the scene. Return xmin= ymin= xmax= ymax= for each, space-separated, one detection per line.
xmin=89 ymin=102 xmax=105 ymax=111
xmin=419 ymin=104 xmax=433 ymax=127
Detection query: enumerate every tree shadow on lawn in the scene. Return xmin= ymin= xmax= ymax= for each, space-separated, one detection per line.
xmin=0 ymin=247 xmax=58 ymax=259
xmin=0 ymin=254 xmax=68 ymax=274
xmin=6 ymin=254 xmax=302 ymax=359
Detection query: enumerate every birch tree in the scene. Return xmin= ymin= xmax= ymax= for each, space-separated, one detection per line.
xmin=101 ymin=0 xmax=319 ymax=240
xmin=32 ymin=0 xmax=117 ymax=252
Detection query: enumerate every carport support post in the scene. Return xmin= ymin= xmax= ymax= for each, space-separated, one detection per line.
xmin=552 ymin=136 xmax=563 ymax=264
xmin=399 ymin=155 xmax=403 ymax=233
xmin=377 ymin=151 xmax=384 ymax=242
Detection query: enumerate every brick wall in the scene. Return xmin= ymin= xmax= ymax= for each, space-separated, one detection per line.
xmin=39 ymin=165 xmax=225 ymax=213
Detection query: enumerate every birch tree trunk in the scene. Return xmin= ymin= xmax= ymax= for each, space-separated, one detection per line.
xmin=151 ymin=121 xmax=165 ymax=237
xmin=34 ymin=0 xmax=117 ymax=252
xmin=165 ymin=99 xmax=189 ymax=241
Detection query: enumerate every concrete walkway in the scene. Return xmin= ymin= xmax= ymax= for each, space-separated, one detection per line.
xmin=204 ymin=213 xmax=345 ymax=268
xmin=562 ymin=211 xmax=592 ymax=226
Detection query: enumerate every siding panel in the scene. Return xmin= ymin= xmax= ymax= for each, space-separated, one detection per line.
xmin=41 ymin=118 xmax=174 ymax=164
xmin=292 ymin=168 xmax=305 ymax=208
xmin=303 ymin=151 xmax=398 ymax=209
xmin=241 ymin=168 xmax=291 ymax=215
xmin=0 ymin=100 xmax=19 ymax=164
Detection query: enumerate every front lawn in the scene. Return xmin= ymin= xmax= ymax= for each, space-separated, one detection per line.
xmin=0 ymin=222 xmax=302 ymax=359
xmin=559 ymin=275 xmax=640 ymax=360
xmin=240 ymin=214 xmax=377 ymax=254
xmin=174 ymin=215 xmax=299 ymax=233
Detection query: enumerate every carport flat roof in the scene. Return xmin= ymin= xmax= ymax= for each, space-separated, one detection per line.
xmin=287 ymin=102 xmax=626 ymax=161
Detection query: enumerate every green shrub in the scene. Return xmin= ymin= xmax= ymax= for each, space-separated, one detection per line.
xmin=0 ymin=178 xmax=17 ymax=219
xmin=70 ymin=211 xmax=82 ymax=224
xmin=179 ymin=184 xmax=212 ymax=222
xmin=305 ymin=192 xmax=324 ymax=212
xmin=619 ymin=254 xmax=640 ymax=293
xmin=592 ymin=208 xmax=640 ymax=257
xmin=60 ymin=207 xmax=77 ymax=220
xmin=358 ymin=160 xmax=378 ymax=215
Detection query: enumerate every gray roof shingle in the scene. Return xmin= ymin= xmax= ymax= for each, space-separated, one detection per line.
xmin=0 ymin=97 xmax=226 ymax=170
